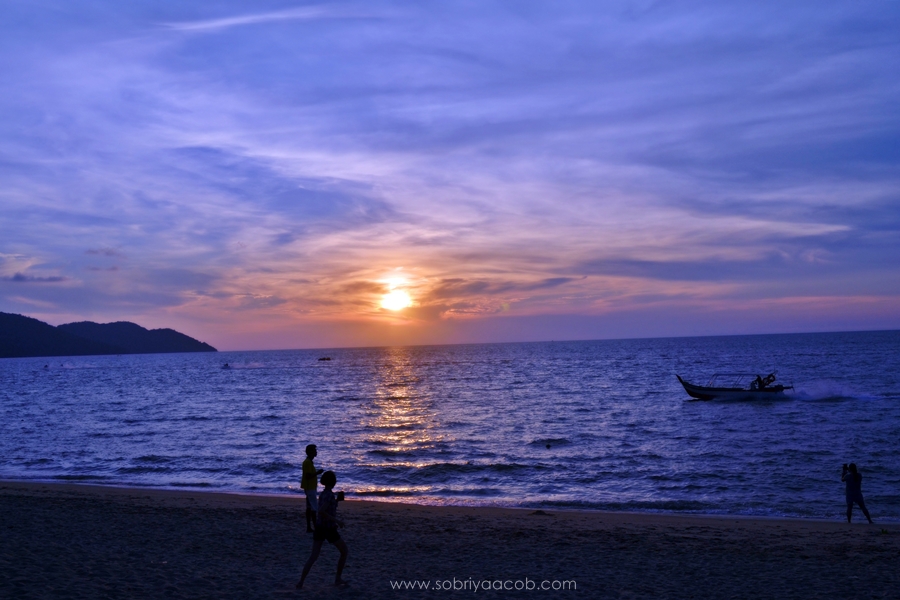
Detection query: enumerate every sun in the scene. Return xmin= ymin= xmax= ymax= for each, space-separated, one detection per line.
xmin=381 ymin=290 xmax=412 ymax=311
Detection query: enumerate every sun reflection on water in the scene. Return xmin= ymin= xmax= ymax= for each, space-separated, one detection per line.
xmin=355 ymin=347 xmax=450 ymax=496
xmin=364 ymin=347 xmax=442 ymax=453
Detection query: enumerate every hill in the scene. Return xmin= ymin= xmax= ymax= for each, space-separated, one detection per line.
xmin=58 ymin=321 xmax=217 ymax=354
xmin=0 ymin=313 xmax=122 ymax=358
xmin=0 ymin=312 xmax=217 ymax=358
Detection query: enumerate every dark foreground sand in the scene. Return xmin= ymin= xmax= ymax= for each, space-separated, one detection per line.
xmin=1 ymin=481 xmax=898 ymax=599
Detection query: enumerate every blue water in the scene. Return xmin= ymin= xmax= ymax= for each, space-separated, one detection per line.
xmin=2 ymin=331 xmax=899 ymax=521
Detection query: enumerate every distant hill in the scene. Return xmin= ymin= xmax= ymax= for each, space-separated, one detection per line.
xmin=0 ymin=313 xmax=123 ymax=358
xmin=0 ymin=312 xmax=217 ymax=358
xmin=58 ymin=321 xmax=217 ymax=355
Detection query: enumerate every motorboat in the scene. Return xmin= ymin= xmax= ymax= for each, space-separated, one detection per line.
xmin=676 ymin=372 xmax=792 ymax=401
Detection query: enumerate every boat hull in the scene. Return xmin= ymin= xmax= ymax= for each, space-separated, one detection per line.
xmin=677 ymin=375 xmax=789 ymax=401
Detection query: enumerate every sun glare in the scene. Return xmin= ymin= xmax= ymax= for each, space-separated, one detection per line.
xmin=381 ymin=290 xmax=412 ymax=311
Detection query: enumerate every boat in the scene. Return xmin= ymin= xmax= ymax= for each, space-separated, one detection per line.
xmin=676 ymin=372 xmax=792 ymax=401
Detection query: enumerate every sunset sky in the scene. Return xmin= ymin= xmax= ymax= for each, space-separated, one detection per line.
xmin=1 ymin=1 xmax=898 ymax=350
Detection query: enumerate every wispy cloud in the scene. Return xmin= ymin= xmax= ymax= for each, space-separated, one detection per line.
xmin=162 ymin=6 xmax=337 ymax=33
xmin=86 ymin=248 xmax=124 ymax=257
xmin=5 ymin=273 xmax=67 ymax=283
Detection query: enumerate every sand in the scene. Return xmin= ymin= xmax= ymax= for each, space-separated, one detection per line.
xmin=1 ymin=481 xmax=898 ymax=599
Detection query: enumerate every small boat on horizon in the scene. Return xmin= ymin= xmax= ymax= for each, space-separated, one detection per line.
xmin=677 ymin=372 xmax=793 ymax=401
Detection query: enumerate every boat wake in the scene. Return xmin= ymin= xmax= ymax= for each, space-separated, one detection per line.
xmin=791 ymin=380 xmax=870 ymax=401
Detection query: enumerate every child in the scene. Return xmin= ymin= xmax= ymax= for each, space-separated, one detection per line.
xmin=301 ymin=444 xmax=323 ymax=532
xmin=842 ymin=463 xmax=874 ymax=524
xmin=297 ymin=470 xmax=348 ymax=589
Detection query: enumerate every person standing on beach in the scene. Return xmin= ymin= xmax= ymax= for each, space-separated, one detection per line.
xmin=302 ymin=444 xmax=323 ymax=533
xmin=842 ymin=463 xmax=873 ymax=524
xmin=297 ymin=470 xmax=349 ymax=589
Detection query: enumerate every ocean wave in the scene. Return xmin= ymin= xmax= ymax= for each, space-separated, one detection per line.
xmin=167 ymin=481 xmax=218 ymax=488
xmin=541 ymin=499 xmax=713 ymax=512
xmin=348 ymin=489 xmax=424 ymax=497
xmin=255 ymin=461 xmax=296 ymax=473
xmin=371 ymin=462 xmax=551 ymax=484
xmin=116 ymin=466 xmax=173 ymax=474
xmin=351 ymin=487 xmax=506 ymax=498
xmin=365 ymin=449 xmax=427 ymax=458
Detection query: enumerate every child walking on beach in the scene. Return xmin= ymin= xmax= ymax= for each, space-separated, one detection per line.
xmin=302 ymin=444 xmax=323 ymax=533
xmin=297 ymin=470 xmax=348 ymax=589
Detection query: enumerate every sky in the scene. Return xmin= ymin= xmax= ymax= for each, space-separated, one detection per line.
xmin=1 ymin=0 xmax=898 ymax=350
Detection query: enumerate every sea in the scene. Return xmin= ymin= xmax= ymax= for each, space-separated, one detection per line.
xmin=2 ymin=330 xmax=899 ymax=522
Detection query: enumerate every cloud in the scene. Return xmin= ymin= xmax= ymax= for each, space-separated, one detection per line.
xmin=86 ymin=248 xmax=125 ymax=257
xmin=234 ymin=293 xmax=287 ymax=310
xmin=162 ymin=6 xmax=338 ymax=33
xmin=427 ymin=277 xmax=579 ymax=301
xmin=340 ymin=281 xmax=388 ymax=295
xmin=5 ymin=273 xmax=66 ymax=283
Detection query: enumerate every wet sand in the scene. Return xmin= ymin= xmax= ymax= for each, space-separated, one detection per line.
xmin=1 ymin=480 xmax=898 ymax=599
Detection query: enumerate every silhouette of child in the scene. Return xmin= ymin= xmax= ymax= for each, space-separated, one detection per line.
xmin=297 ymin=470 xmax=348 ymax=589
xmin=842 ymin=463 xmax=873 ymax=524
xmin=301 ymin=444 xmax=323 ymax=532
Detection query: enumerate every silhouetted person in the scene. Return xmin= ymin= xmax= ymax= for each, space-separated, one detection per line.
xmin=302 ymin=444 xmax=323 ymax=532
xmin=842 ymin=463 xmax=873 ymax=524
xmin=297 ymin=470 xmax=348 ymax=589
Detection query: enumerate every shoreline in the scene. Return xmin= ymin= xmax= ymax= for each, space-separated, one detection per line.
xmin=3 ymin=480 xmax=899 ymax=599
xmin=0 ymin=478 xmax=858 ymax=524
xmin=1 ymin=477 xmax=893 ymax=524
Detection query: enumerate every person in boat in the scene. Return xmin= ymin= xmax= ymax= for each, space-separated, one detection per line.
xmin=752 ymin=373 xmax=777 ymax=390
xmin=841 ymin=463 xmax=873 ymax=524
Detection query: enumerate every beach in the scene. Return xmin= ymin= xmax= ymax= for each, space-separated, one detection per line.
xmin=1 ymin=481 xmax=898 ymax=599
